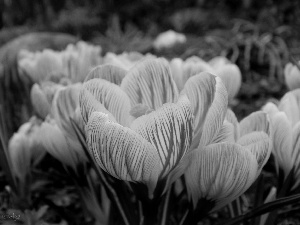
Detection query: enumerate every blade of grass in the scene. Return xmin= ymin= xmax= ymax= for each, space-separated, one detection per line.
xmin=220 ymin=193 xmax=300 ymax=225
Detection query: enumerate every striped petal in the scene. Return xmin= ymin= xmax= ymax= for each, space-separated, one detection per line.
xmin=181 ymin=72 xmax=228 ymax=149
xmin=38 ymin=119 xmax=87 ymax=170
xmin=81 ymin=79 xmax=131 ymax=126
xmin=212 ymin=120 xmax=235 ymax=143
xmin=51 ymin=83 xmax=82 ymax=138
xmin=131 ymin=95 xmax=193 ymax=178
xmin=85 ymin=112 xmax=162 ymax=196
xmin=239 ymin=111 xmax=270 ymax=137
xmin=238 ymin=131 xmax=271 ymax=173
xmin=79 ymin=88 xmax=117 ymax=125
xmin=84 ymin=64 xmax=127 ymax=85
xmin=121 ymin=58 xmax=179 ymax=109
xmin=278 ymin=89 xmax=300 ymax=125
xmin=185 ymin=143 xmax=258 ymax=211
xmin=225 ymin=109 xmax=240 ymax=141
xmin=292 ymin=121 xmax=300 ymax=189
xmin=272 ymin=112 xmax=294 ymax=177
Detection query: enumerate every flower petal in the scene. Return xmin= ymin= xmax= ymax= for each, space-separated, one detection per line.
xmin=79 ymin=88 xmax=117 ymax=124
xmin=185 ymin=142 xmax=258 ymax=210
xmin=278 ymin=89 xmax=300 ymax=125
xmin=262 ymin=102 xmax=279 ymax=118
xmin=292 ymin=121 xmax=300 ymax=189
xmin=284 ymin=63 xmax=300 ymax=90
xmin=31 ymin=83 xmax=51 ymax=119
xmin=238 ymin=131 xmax=271 ymax=173
xmin=225 ymin=109 xmax=240 ymax=141
xmin=212 ymin=120 xmax=235 ymax=143
xmin=85 ymin=112 xmax=162 ymax=195
xmin=181 ymin=72 xmax=228 ymax=149
xmin=84 ymin=64 xmax=127 ymax=85
xmin=51 ymin=83 xmax=82 ymax=138
xmin=130 ymin=95 xmax=193 ymax=178
xmin=121 ymin=58 xmax=179 ymax=109
xmin=81 ymin=79 xmax=131 ymax=126
xmin=38 ymin=120 xmax=87 ymax=170
xmin=239 ymin=111 xmax=270 ymax=137
xmin=271 ymin=112 xmax=294 ymax=177
xmin=214 ymin=64 xmax=242 ymax=100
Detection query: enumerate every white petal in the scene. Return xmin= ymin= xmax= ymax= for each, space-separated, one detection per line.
xmin=214 ymin=64 xmax=242 ymax=100
xmin=181 ymin=72 xmax=228 ymax=149
xmin=225 ymin=109 xmax=240 ymax=141
xmin=272 ymin=112 xmax=294 ymax=177
xmin=238 ymin=131 xmax=271 ymax=173
xmin=30 ymin=83 xmax=51 ymax=119
xmin=185 ymin=143 xmax=258 ymax=210
xmin=51 ymin=83 xmax=82 ymax=138
xmin=86 ymin=112 xmax=162 ymax=195
xmin=284 ymin=63 xmax=300 ymax=90
xmin=81 ymin=79 xmax=131 ymax=126
xmin=79 ymin=88 xmax=117 ymax=125
xmin=239 ymin=111 xmax=270 ymax=137
xmin=84 ymin=64 xmax=127 ymax=85
xmin=131 ymin=95 xmax=193 ymax=178
xmin=278 ymin=89 xmax=300 ymax=125
xmin=121 ymin=58 xmax=179 ymax=109
xmin=212 ymin=120 xmax=235 ymax=143
xmin=262 ymin=102 xmax=279 ymax=119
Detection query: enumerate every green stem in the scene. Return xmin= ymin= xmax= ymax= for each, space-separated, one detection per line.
xmin=160 ymin=187 xmax=171 ymax=225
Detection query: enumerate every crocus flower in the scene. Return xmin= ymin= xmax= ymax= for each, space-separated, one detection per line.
xmin=284 ymin=62 xmax=300 ymax=90
xmin=18 ymin=49 xmax=65 ymax=83
xmin=263 ymin=89 xmax=300 ymax=189
xmin=30 ymin=81 xmax=64 ymax=120
xmin=8 ymin=116 xmax=46 ymax=182
xmin=209 ymin=56 xmax=242 ymax=101
xmin=169 ymin=56 xmax=241 ymax=102
xmin=38 ymin=83 xmax=87 ymax=171
xmin=18 ymin=41 xmax=102 ymax=84
xmin=153 ymin=30 xmax=186 ymax=50
xmin=80 ymin=57 xmax=269 ymax=208
xmin=102 ymin=52 xmax=154 ymax=70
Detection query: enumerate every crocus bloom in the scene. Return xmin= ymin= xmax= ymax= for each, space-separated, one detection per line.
xmin=103 ymin=52 xmax=154 ymax=70
xmin=80 ymin=57 xmax=269 ymax=208
xmin=263 ymin=89 xmax=300 ymax=189
xmin=18 ymin=41 xmax=102 ymax=84
xmin=38 ymin=83 xmax=87 ymax=171
xmin=18 ymin=49 xmax=65 ymax=83
xmin=8 ymin=116 xmax=46 ymax=182
xmin=284 ymin=62 xmax=300 ymax=90
xmin=153 ymin=30 xmax=186 ymax=50
xmin=169 ymin=56 xmax=242 ymax=102
xmin=30 ymin=81 xmax=64 ymax=120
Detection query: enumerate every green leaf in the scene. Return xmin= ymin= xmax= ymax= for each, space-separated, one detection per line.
xmin=220 ymin=192 xmax=300 ymax=225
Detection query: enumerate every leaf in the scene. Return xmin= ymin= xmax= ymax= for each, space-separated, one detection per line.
xmin=221 ymin=193 xmax=300 ymax=225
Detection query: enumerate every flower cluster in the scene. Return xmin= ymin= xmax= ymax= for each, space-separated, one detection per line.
xmin=6 ymin=41 xmax=276 ymax=224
